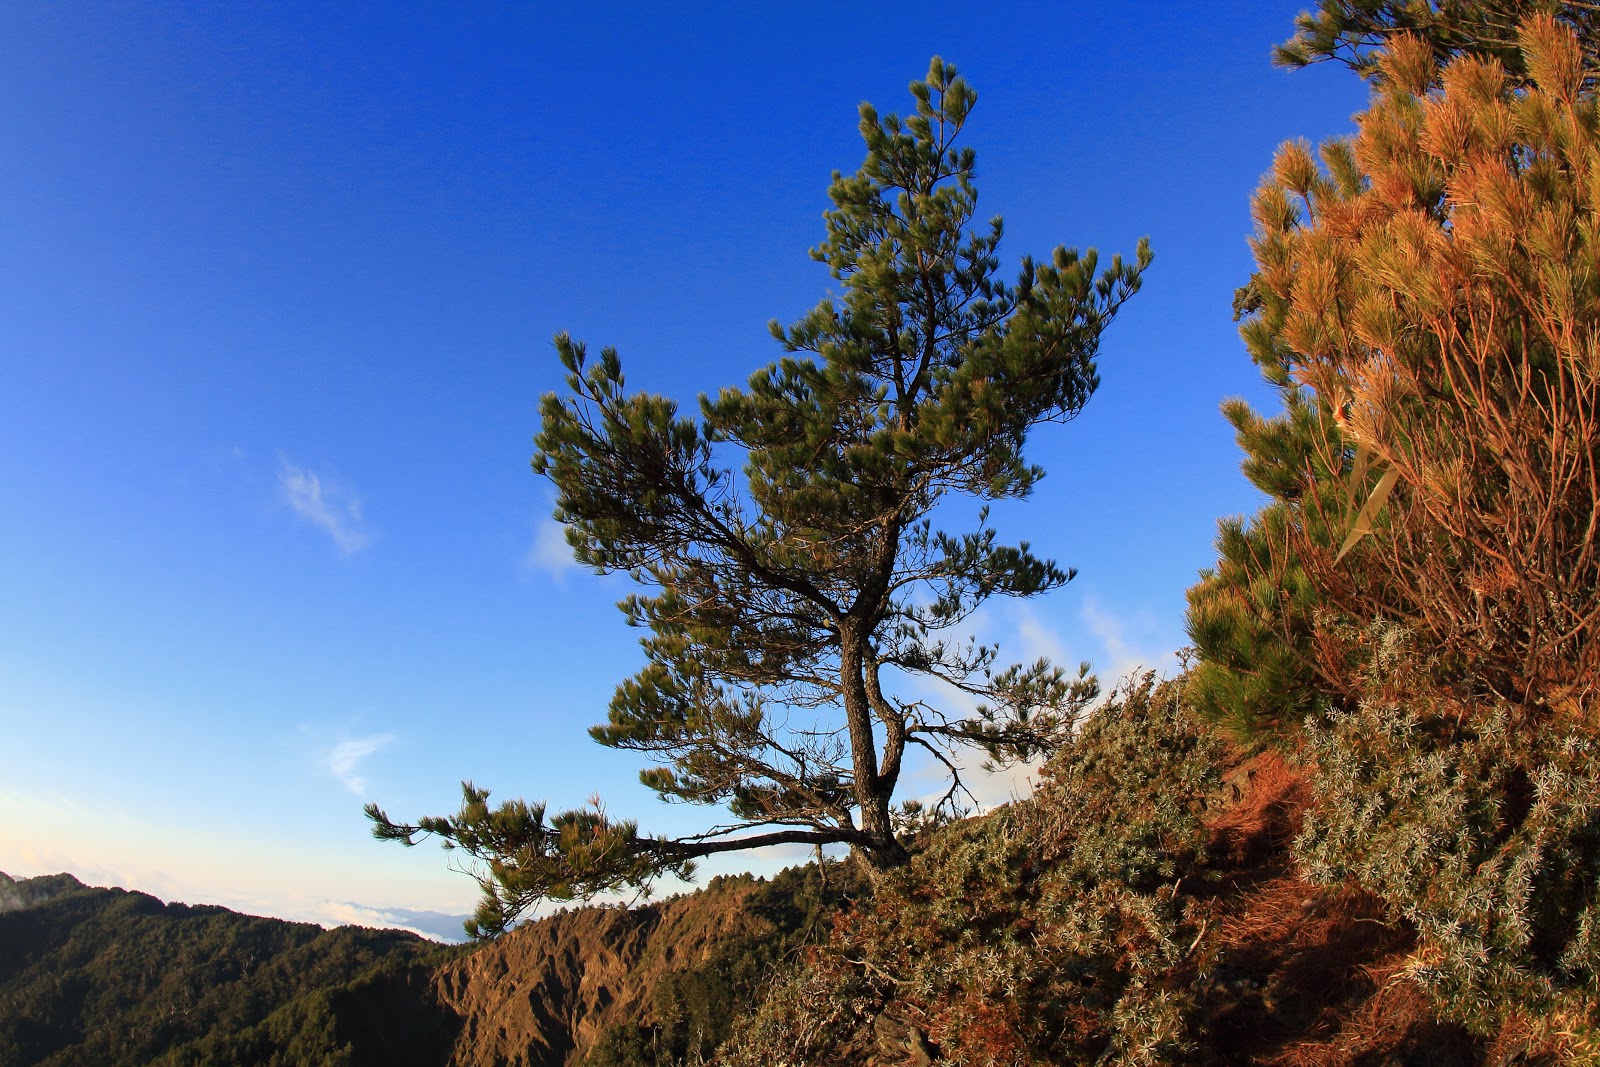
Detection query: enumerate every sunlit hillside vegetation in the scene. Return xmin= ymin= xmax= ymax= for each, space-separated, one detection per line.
xmin=6 ymin=4 xmax=1600 ymax=1065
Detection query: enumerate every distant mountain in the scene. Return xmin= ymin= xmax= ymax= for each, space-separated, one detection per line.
xmin=0 ymin=866 xmax=829 ymax=1067
xmin=0 ymin=872 xmax=82 ymax=914
xmin=0 ymin=870 xmax=453 ymax=1066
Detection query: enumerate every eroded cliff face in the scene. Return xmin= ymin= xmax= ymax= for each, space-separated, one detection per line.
xmin=426 ymin=876 xmax=774 ymax=1067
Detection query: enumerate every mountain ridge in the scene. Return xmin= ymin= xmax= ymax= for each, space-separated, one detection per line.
xmin=0 ymin=863 xmax=829 ymax=1067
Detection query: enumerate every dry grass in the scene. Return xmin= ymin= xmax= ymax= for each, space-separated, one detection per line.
xmin=1208 ymin=751 xmax=1310 ymax=866
xmin=1188 ymin=750 xmax=1484 ymax=1066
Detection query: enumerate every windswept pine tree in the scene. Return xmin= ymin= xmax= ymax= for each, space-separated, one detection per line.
xmin=370 ymin=58 xmax=1149 ymax=938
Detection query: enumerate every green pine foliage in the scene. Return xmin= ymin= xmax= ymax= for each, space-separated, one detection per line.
xmin=371 ymin=56 xmax=1149 ymax=938
xmin=1182 ymin=390 xmax=1345 ymax=740
xmin=1276 ymin=0 xmax=1600 ymax=87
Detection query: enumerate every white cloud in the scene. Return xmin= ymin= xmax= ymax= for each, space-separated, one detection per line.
xmin=1007 ymin=600 xmax=1178 ymax=689
xmin=967 ymin=759 xmax=1045 ymax=810
xmin=326 ymin=733 xmax=394 ymax=795
xmin=523 ymin=512 xmax=580 ymax=578
xmin=278 ymin=455 xmax=371 ymax=555
xmin=890 ymin=727 xmax=1045 ymax=814
xmin=882 ymin=600 xmax=1181 ymax=815
xmin=1076 ymin=598 xmax=1179 ymax=684
xmin=1012 ymin=604 xmax=1074 ymax=668
xmin=315 ymin=900 xmax=473 ymax=943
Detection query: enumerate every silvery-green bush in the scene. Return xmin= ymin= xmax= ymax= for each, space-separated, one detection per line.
xmin=1295 ymin=627 xmax=1600 ymax=1042
xmin=722 ymin=675 xmax=1226 ymax=1066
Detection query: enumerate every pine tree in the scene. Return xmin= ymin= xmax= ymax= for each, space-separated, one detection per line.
xmin=369 ymin=58 xmax=1149 ymax=938
xmin=1192 ymin=12 xmax=1600 ymax=736
xmin=1254 ymin=17 xmax=1600 ymax=716
xmin=1192 ymin=22 xmax=1600 ymax=1048
xmin=1277 ymin=0 xmax=1600 ymax=88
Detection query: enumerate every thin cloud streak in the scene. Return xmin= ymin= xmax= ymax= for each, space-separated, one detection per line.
xmin=278 ymin=455 xmax=371 ymax=555
xmin=327 ymin=734 xmax=394 ymax=795
xmin=524 ymin=512 xmax=581 ymax=578
xmin=1077 ymin=598 xmax=1179 ymax=684
xmin=316 ymin=900 xmax=472 ymax=943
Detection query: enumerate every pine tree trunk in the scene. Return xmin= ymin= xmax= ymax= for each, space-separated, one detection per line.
xmin=839 ymin=626 xmax=909 ymax=869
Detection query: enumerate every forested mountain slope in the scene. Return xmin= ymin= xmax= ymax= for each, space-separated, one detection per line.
xmin=0 ymin=865 xmax=835 ymax=1067
xmin=0 ymin=870 xmax=449 ymax=1065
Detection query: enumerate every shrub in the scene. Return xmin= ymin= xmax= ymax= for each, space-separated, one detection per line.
xmin=721 ymin=675 xmax=1227 ymax=1066
xmin=1295 ymin=623 xmax=1600 ymax=1052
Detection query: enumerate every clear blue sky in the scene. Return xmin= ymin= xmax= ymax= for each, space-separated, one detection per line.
xmin=0 ymin=3 xmax=1367 ymax=938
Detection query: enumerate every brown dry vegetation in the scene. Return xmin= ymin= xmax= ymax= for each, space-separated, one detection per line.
xmin=429 ymin=881 xmax=764 ymax=1066
xmin=1191 ymin=752 xmax=1475 ymax=1067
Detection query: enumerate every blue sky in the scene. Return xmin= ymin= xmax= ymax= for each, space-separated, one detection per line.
xmin=0 ymin=3 xmax=1368 ymax=937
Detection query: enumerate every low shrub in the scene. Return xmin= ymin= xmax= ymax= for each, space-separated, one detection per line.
xmin=1295 ymin=625 xmax=1600 ymax=1056
xmin=722 ymin=675 xmax=1227 ymax=1066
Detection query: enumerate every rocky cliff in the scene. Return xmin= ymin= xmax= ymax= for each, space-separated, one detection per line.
xmin=421 ymin=875 xmax=799 ymax=1066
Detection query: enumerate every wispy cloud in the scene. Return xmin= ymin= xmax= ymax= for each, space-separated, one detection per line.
xmin=1077 ymin=598 xmax=1179 ymax=684
xmin=1008 ymin=600 xmax=1178 ymax=688
xmin=326 ymin=734 xmax=394 ymax=795
xmin=968 ymin=759 xmax=1046 ymax=811
xmin=888 ymin=717 xmax=1046 ymax=814
xmin=1012 ymin=605 xmax=1074 ymax=669
xmin=890 ymin=600 xmax=1181 ymax=814
xmin=523 ymin=512 xmax=580 ymax=578
xmin=278 ymin=455 xmax=371 ymax=555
